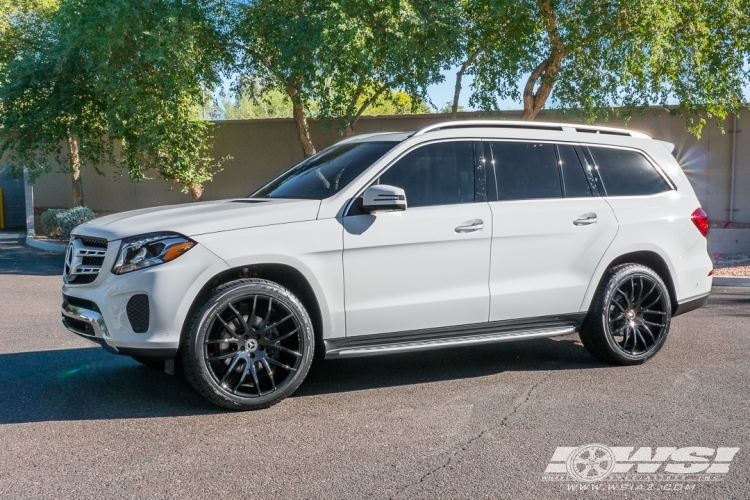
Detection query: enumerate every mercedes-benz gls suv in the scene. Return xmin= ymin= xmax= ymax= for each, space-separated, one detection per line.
xmin=61 ymin=120 xmax=713 ymax=410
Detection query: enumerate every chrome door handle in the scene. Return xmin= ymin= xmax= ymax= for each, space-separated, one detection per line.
xmin=455 ymin=220 xmax=484 ymax=233
xmin=573 ymin=213 xmax=598 ymax=226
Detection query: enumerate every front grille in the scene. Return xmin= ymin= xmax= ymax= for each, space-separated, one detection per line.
xmin=78 ymin=236 xmax=108 ymax=248
xmin=64 ymin=294 xmax=101 ymax=313
xmin=63 ymin=317 xmax=95 ymax=336
xmin=64 ymin=236 xmax=108 ymax=285
xmin=126 ymin=294 xmax=150 ymax=333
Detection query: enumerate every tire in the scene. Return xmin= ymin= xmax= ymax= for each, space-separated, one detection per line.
xmin=579 ymin=264 xmax=672 ymax=365
xmin=182 ymin=278 xmax=315 ymax=410
xmin=130 ymin=356 xmax=165 ymax=369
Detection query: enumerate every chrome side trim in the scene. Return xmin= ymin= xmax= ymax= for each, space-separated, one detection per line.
xmin=327 ymin=326 xmax=575 ymax=358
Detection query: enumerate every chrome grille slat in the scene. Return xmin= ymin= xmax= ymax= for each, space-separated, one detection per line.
xmin=64 ymin=236 xmax=109 ymax=285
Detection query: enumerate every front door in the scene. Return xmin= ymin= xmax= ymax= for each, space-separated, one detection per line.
xmin=343 ymin=141 xmax=492 ymax=337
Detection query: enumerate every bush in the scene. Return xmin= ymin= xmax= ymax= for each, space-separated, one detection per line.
xmin=40 ymin=209 xmax=65 ymax=238
xmin=40 ymin=207 xmax=96 ymax=239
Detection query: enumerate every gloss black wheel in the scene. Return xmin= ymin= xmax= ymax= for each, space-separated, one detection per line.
xmin=579 ymin=264 xmax=672 ymax=365
xmin=183 ymin=279 xmax=314 ymax=410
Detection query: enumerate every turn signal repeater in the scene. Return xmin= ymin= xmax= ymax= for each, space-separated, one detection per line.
xmin=690 ymin=208 xmax=709 ymax=237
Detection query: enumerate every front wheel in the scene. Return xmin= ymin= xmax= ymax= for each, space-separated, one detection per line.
xmin=182 ymin=279 xmax=315 ymax=410
xmin=579 ymin=264 xmax=672 ymax=365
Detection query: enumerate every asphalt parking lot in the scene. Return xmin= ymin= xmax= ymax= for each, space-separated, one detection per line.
xmin=0 ymin=231 xmax=748 ymax=499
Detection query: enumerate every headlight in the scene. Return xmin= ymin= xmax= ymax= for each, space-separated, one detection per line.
xmin=112 ymin=232 xmax=195 ymax=275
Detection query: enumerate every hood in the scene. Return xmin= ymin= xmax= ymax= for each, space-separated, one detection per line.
xmin=72 ymin=198 xmax=322 ymax=241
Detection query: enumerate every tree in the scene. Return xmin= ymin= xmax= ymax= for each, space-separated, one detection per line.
xmin=314 ymin=0 xmax=457 ymax=136
xmin=0 ymin=0 xmax=231 ymax=204
xmin=0 ymin=0 xmax=103 ymax=206
xmin=230 ymin=0 xmax=322 ymax=156
xmin=230 ymin=0 xmax=454 ymax=157
xmin=455 ymin=0 xmax=750 ymax=134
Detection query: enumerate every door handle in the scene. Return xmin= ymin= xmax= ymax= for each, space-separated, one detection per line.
xmin=455 ymin=220 xmax=484 ymax=233
xmin=573 ymin=213 xmax=598 ymax=226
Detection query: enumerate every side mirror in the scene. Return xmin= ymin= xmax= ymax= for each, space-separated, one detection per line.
xmin=362 ymin=184 xmax=407 ymax=213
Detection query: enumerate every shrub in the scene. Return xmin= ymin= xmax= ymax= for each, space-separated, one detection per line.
xmin=40 ymin=207 xmax=96 ymax=239
xmin=40 ymin=209 xmax=65 ymax=238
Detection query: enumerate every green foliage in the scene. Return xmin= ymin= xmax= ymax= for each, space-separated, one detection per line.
xmin=40 ymin=206 xmax=95 ymax=238
xmin=218 ymin=88 xmax=429 ymax=120
xmin=0 ymin=0 xmax=231 ymax=199
xmin=40 ymin=209 xmax=65 ymax=238
xmin=465 ymin=0 xmax=750 ymax=135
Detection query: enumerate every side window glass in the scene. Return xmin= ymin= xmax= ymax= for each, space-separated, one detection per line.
xmin=557 ymin=145 xmax=592 ymax=197
xmin=379 ymin=141 xmax=475 ymax=208
xmin=588 ymin=147 xmax=671 ymax=196
xmin=491 ymin=142 xmax=561 ymax=201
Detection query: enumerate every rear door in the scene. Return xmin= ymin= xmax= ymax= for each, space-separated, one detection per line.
xmin=485 ymin=141 xmax=618 ymax=321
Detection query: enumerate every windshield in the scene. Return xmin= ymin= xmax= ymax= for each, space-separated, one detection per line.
xmin=252 ymin=141 xmax=397 ymax=199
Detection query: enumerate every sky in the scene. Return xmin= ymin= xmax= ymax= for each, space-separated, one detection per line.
xmin=425 ymin=66 xmax=522 ymax=112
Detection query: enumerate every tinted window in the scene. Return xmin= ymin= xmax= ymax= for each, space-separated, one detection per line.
xmin=379 ymin=141 xmax=475 ymax=208
xmin=252 ymin=141 xmax=396 ymax=199
xmin=557 ymin=145 xmax=592 ymax=197
xmin=491 ymin=142 xmax=561 ymax=200
xmin=588 ymin=147 xmax=671 ymax=196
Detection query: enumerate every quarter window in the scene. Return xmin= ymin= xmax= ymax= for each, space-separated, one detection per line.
xmin=588 ymin=147 xmax=671 ymax=196
xmin=378 ymin=141 xmax=475 ymax=208
xmin=490 ymin=142 xmax=562 ymax=200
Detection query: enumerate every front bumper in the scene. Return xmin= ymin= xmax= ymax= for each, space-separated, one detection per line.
xmin=61 ymin=300 xmax=119 ymax=354
xmin=61 ymin=241 xmax=229 ymax=355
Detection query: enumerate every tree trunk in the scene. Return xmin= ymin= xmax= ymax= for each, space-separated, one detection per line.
xmin=344 ymin=124 xmax=354 ymax=138
xmin=523 ymin=0 xmax=566 ymax=120
xmin=188 ymin=183 xmax=203 ymax=202
xmin=288 ymin=90 xmax=316 ymax=158
xmin=452 ymin=47 xmax=483 ymax=120
xmin=68 ymin=136 xmax=84 ymax=207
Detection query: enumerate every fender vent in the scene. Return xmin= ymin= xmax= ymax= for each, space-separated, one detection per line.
xmin=126 ymin=294 xmax=150 ymax=333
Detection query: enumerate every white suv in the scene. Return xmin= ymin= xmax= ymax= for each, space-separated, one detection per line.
xmin=61 ymin=120 xmax=713 ymax=410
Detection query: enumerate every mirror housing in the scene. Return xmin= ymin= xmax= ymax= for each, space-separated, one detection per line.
xmin=362 ymin=184 xmax=407 ymax=213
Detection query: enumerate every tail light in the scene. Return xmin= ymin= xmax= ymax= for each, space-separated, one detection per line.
xmin=691 ymin=208 xmax=709 ymax=237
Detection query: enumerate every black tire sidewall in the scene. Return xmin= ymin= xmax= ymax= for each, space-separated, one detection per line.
xmin=185 ymin=280 xmax=315 ymax=410
xmin=598 ymin=266 xmax=671 ymax=364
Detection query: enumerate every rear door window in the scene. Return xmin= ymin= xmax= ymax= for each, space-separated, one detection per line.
xmin=557 ymin=145 xmax=592 ymax=197
xmin=587 ymin=147 xmax=671 ymax=196
xmin=490 ymin=142 xmax=562 ymax=201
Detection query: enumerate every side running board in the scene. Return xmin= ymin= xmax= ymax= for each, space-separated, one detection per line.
xmin=324 ymin=314 xmax=584 ymax=359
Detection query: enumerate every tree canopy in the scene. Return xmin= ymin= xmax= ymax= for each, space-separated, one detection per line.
xmin=2 ymin=0 xmax=749 ymax=205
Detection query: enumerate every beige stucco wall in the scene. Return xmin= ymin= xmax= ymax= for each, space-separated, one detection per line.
xmin=24 ymin=109 xmax=750 ymax=223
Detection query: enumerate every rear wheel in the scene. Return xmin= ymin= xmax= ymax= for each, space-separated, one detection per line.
xmin=182 ymin=279 xmax=315 ymax=410
xmin=579 ymin=264 xmax=671 ymax=365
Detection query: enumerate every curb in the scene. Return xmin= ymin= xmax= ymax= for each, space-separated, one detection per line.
xmin=25 ymin=231 xmax=67 ymax=253
xmin=713 ymin=277 xmax=750 ymax=287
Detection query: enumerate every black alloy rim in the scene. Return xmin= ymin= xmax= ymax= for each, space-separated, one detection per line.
xmin=607 ymin=275 xmax=668 ymax=356
xmin=203 ymin=295 xmax=303 ymax=397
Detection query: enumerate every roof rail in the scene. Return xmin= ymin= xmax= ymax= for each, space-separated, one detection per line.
xmin=410 ymin=120 xmax=651 ymax=139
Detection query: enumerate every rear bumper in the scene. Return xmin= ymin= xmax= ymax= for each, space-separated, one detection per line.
xmin=673 ymin=292 xmax=710 ymax=317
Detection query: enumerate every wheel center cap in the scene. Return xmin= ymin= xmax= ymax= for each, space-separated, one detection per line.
xmin=245 ymin=339 xmax=258 ymax=352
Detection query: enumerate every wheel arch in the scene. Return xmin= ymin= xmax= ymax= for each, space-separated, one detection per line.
xmin=581 ymin=250 xmax=678 ymax=314
xmin=179 ymin=263 xmax=326 ymax=357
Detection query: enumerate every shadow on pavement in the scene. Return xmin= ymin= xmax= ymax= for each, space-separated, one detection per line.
xmin=0 ymin=337 xmax=600 ymax=423
xmin=298 ymin=335 xmax=601 ymax=397
xmin=0 ymin=232 xmax=65 ymax=276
